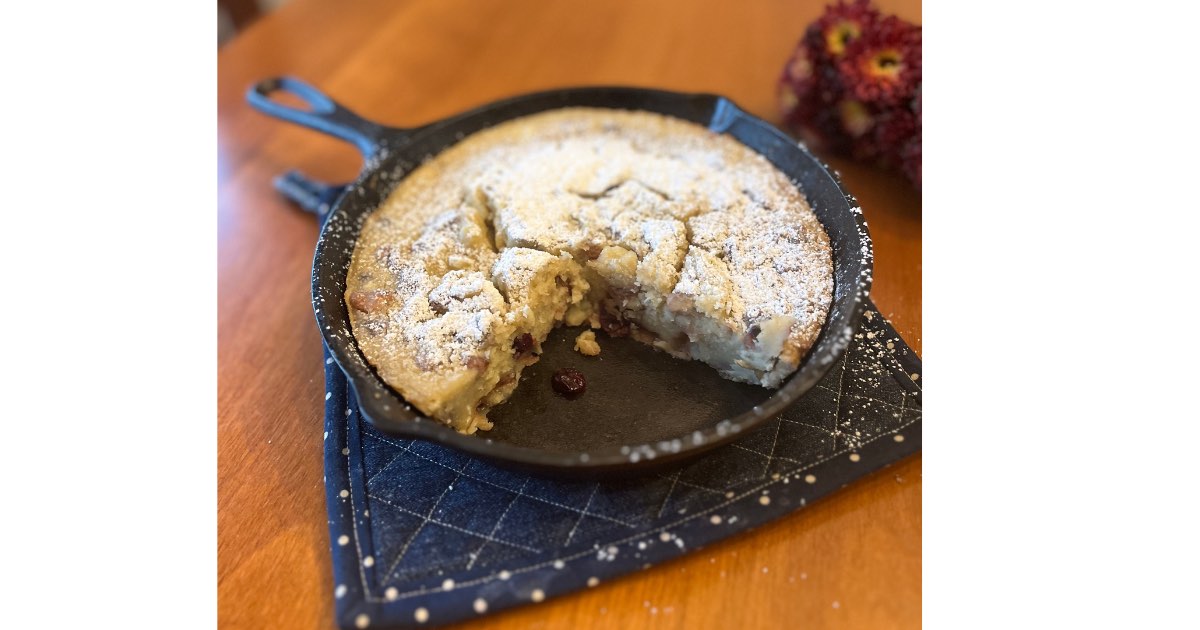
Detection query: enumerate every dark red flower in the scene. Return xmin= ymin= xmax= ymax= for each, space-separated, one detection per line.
xmin=778 ymin=45 xmax=824 ymax=123
xmin=838 ymin=15 xmax=921 ymax=107
xmin=869 ymin=108 xmax=918 ymax=167
xmin=777 ymin=1 xmax=921 ymax=190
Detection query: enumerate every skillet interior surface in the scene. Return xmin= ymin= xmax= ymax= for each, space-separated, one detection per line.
xmin=255 ymin=81 xmax=871 ymax=476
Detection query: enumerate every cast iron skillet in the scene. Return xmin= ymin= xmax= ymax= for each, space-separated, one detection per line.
xmin=247 ymin=77 xmax=872 ymax=477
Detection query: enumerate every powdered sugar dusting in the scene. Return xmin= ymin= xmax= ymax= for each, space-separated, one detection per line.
xmin=345 ymin=108 xmax=834 ymax=431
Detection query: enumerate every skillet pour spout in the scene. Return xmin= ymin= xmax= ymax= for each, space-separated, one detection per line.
xmin=247 ymin=76 xmax=872 ymax=477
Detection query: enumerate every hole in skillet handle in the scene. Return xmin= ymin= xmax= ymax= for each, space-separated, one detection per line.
xmin=261 ymin=87 xmax=321 ymax=114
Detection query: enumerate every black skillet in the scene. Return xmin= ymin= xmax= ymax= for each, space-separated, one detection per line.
xmin=247 ymin=77 xmax=872 ymax=477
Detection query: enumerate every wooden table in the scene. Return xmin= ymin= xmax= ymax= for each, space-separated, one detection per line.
xmin=218 ymin=0 xmax=921 ymax=627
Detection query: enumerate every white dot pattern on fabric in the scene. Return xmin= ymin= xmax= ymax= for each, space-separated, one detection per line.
xmin=442 ymin=578 xmax=455 ymax=591
xmin=804 ymin=474 xmax=817 ymax=484
xmin=339 ymin=489 xmax=349 ymax=498
xmin=710 ymin=515 xmax=722 ymax=524
xmin=758 ymin=495 xmax=771 ymax=506
xmin=553 ymin=560 xmax=565 ymax=569
xmin=385 ymin=587 xmax=398 ymax=600
xmin=498 ymin=570 xmax=511 ymax=580
xmin=849 ymin=453 xmax=861 ymax=462
xmin=413 ymin=607 xmax=428 ymax=623
xmin=355 ymin=613 xmax=370 ymax=628
xmin=473 ymin=598 xmax=488 ymax=613
xmin=337 ymin=535 xmax=349 ymax=546
xmin=326 ymin=392 xmax=332 ymax=400
xmin=894 ymin=434 xmax=905 ymax=442
xmin=335 ymin=584 xmax=347 ymax=598
xmin=587 ymin=577 xmax=600 ymax=587
xmin=363 ymin=556 xmax=374 ymax=567
xmin=531 ymin=589 xmax=545 ymax=603
xmin=342 ymin=447 xmax=350 ymax=455
xmin=659 ymin=532 xmax=671 ymax=542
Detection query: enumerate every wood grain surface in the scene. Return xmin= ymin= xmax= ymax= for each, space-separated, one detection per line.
xmin=217 ymin=1 xmax=922 ymax=628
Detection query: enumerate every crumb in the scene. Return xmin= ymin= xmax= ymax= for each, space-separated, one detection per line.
xmin=574 ymin=330 xmax=601 ymax=356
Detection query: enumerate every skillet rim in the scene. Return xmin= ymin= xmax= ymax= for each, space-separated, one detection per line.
xmin=304 ymin=85 xmax=873 ymax=475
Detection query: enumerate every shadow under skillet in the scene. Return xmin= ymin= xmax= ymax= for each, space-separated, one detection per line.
xmin=485 ymin=325 xmax=776 ymax=452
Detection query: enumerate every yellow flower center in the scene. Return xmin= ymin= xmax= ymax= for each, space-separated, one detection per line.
xmin=788 ymin=55 xmax=812 ymax=80
xmin=825 ymin=21 xmax=861 ymax=56
xmin=838 ymin=100 xmax=874 ymax=137
xmin=866 ymin=49 xmax=904 ymax=80
xmin=779 ymin=87 xmax=799 ymax=112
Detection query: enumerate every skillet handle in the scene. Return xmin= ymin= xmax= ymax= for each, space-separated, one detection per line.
xmin=273 ymin=171 xmax=347 ymax=219
xmin=247 ymin=77 xmax=392 ymax=156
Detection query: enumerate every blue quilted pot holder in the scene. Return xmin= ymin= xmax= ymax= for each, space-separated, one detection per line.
xmin=321 ymin=303 xmax=921 ymax=629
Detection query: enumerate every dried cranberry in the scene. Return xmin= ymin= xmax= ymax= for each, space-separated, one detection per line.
xmin=598 ymin=310 xmax=630 ymax=338
xmin=512 ymin=333 xmax=536 ymax=358
xmin=551 ymin=368 xmax=587 ymax=399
